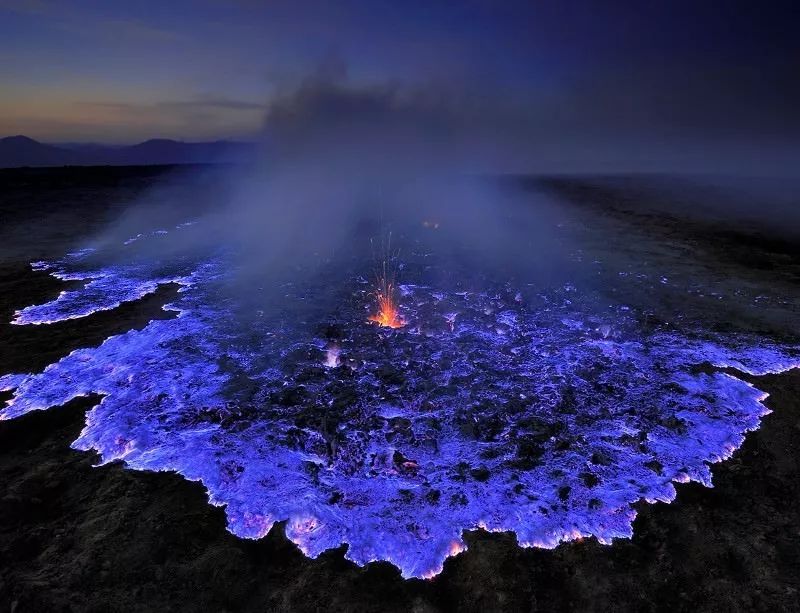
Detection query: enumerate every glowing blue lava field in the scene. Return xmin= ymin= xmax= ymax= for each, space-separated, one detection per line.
xmin=1 ymin=213 xmax=798 ymax=579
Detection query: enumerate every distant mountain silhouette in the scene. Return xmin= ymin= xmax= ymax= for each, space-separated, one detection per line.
xmin=0 ymin=136 xmax=85 ymax=167
xmin=0 ymin=135 xmax=254 ymax=168
xmin=112 ymin=139 xmax=251 ymax=166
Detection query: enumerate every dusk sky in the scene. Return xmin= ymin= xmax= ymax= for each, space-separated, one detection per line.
xmin=1 ymin=0 xmax=797 ymax=169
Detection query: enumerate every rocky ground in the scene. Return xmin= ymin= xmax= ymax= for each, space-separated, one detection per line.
xmin=0 ymin=167 xmax=798 ymax=612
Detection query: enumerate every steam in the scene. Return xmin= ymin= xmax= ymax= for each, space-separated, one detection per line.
xmin=89 ymin=69 xmax=799 ymax=312
xmin=86 ymin=74 xmax=582 ymax=313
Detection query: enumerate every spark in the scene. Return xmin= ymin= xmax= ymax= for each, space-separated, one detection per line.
xmin=368 ymin=233 xmax=404 ymax=329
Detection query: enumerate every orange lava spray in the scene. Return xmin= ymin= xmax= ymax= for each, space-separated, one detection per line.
xmin=368 ymin=234 xmax=404 ymax=329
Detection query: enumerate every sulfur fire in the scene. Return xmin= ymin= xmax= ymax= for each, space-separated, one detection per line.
xmin=369 ymin=280 xmax=404 ymax=328
xmin=368 ymin=256 xmax=404 ymax=328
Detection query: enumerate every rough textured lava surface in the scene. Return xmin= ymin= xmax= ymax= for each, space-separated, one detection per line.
xmin=2 ymin=213 xmax=798 ymax=580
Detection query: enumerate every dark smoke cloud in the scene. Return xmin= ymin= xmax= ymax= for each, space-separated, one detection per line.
xmin=254 ymin=58 xmax=800 ymax=177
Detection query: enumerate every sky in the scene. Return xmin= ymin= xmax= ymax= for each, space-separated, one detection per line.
xmin=0 ymin=0 xmax=797 ymax=171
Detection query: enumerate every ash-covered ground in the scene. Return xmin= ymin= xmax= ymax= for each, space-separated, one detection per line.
xmin=1 ymin=166 xmax=799 ymax=611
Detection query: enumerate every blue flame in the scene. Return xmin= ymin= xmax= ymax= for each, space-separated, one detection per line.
xmin=1 ymin=231 xmax=798 ymax=579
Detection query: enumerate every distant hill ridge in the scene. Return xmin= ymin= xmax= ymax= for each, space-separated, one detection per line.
xmin=0 ymin=135 xmax=255 ymax=168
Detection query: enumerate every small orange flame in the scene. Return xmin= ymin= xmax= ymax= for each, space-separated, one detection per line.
xmin=369 ymin=282 xmax=404 ymax=328
xmin=368 ymin=234 xmax=404 ymax=329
